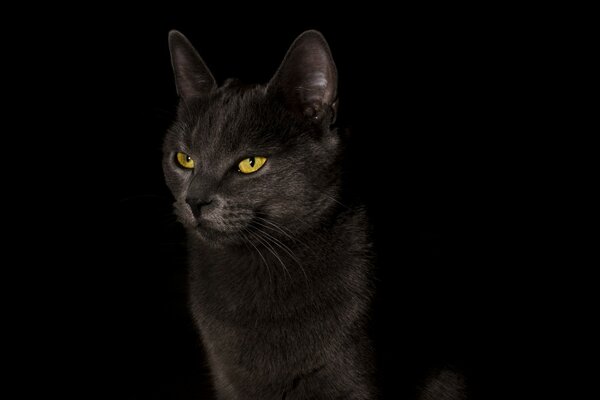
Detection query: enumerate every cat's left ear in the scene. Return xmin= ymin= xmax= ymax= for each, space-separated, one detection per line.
xmin=268 ymin=30 xmax=338 ymax=122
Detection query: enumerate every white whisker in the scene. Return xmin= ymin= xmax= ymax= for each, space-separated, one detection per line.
xmin=247 ymin=229 xmax=292 ymax=281
xmin=240 ymin=228 xmax=272 ymax=285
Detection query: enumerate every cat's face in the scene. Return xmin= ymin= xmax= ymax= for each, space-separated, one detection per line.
xmin=163 ymin=31 xmax=340 ymax=247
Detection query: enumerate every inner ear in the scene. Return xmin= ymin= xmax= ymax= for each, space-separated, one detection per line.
xmin=268 ymin=30 xmax=337 ymax=120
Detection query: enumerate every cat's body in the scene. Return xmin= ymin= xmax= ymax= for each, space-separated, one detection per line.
xmin=188 ymin=207 xmax=373 ymax=399
xmin=163 ymin=31 xmax=376 ymax=399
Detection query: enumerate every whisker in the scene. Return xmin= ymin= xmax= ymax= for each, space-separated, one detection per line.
xmin=253 ymin=225 xmax=300 ymax=262
xmin=253 ymin=214 xmax=296 ymax=232
xmin=251 ymin=220 xmax=300 ymax=248
xmin=320 ymin=192 xmax=350 ymax=210
xmin=253 ymin=215 xmax=313 ymax=247
xmin=253 ymin=226 xmax=310 ymax=285
xmin=252 ymin=214 xmax=321 ymax=260
xmin=240 ymin=228 xmax=272 ymax=285
xmin=247 ymin=229 xmax=292 ymax=281
xmin=253 ymin=217 xmax=297 ymax=241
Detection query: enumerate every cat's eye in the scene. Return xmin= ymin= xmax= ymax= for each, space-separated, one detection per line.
xmin=175 ymin=152 xmax=195 ymax=169
xmin=238 ymin=156 xmax=267 ymax=174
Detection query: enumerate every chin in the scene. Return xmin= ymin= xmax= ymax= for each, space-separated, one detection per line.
xmin=191 ymin=224 xmax=242 ymax=248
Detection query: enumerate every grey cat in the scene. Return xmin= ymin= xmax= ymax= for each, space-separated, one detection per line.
xmin=162 ymin=30 xmax=376 ymax=399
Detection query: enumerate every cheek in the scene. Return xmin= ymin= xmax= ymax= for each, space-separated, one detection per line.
xmin=258 ymin=172 xmax=316 ymax=217
xmin=163 ymin=163 xmax=190 ymax=198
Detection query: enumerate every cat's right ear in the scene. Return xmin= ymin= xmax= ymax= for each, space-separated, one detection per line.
xmin=168 ymin=31 xmax=216 ymax=101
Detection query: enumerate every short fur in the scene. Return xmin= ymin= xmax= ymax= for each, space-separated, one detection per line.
xmin=163 ymin=30 xmax=375 ymax=399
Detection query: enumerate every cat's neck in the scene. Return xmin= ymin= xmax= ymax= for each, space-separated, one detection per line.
xmin=186 ymin=205 xmax=369 ymax=307
xmin=188 ymin=217 xmax=338 ymax=282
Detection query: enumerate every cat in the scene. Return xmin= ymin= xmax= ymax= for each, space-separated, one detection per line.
xmin=162 ymin=30 xmax=376 ymax=399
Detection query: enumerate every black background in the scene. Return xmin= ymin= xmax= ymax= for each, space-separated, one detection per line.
xmin=32 ymin=7 xmax=547 ymax=399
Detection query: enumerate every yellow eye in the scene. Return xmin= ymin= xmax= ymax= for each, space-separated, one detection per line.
xmin=238 ymin=156 xmax=267 ymax=174
xmin=175 ymin=152 xmax=195 ymax=169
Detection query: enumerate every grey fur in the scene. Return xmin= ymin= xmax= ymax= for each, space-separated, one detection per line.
xmin=163 ymin=30 xmax=376 ymax=399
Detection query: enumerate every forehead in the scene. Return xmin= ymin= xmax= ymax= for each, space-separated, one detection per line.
xmin=181 ymin=87 xmax=281 ymax=160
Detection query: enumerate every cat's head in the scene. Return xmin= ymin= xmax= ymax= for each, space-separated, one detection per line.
xmin=163 ymin=30 xmax=341 ymax=247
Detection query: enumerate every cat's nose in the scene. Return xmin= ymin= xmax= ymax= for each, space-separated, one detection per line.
xmin=186 ymin=197 xmax=214 ymax=219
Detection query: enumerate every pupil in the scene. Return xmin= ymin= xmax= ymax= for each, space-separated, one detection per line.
xmin=186 ymin=155 xmax=191 ymax=162
xmin=249 ymin=157 xmax=255 ymax=167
